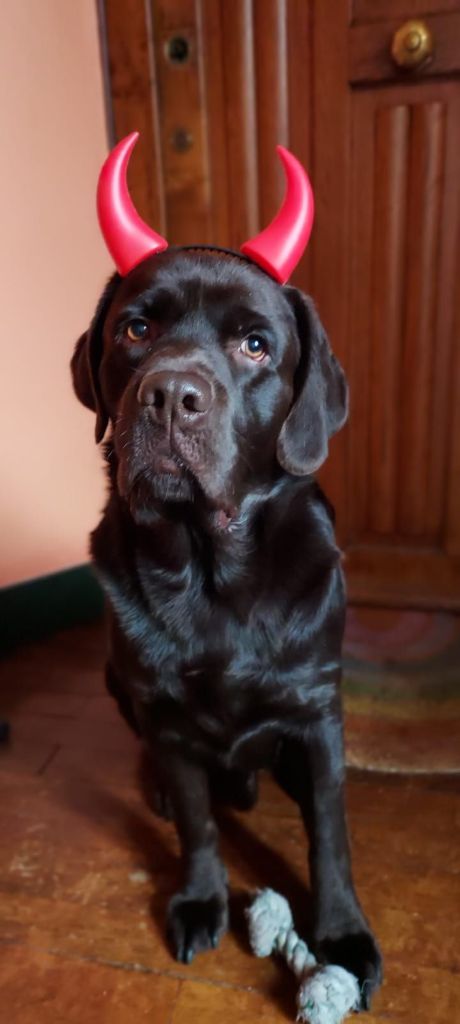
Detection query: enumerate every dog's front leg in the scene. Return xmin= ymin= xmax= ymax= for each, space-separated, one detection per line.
xmin=159 ymin=747 xmax=228 ymax=963
xmin=275 ymin=715 xmax=382 ymax=1010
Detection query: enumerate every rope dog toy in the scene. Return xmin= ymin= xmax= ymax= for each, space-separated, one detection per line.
xmin=246 ymin=889 xmax=361 ymax=1024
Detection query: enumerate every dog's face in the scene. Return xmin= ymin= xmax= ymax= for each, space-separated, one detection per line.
xmin=72 ymin=250 xmax=348 ymax=522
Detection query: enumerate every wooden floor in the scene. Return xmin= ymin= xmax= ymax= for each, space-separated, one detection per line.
xmin=0 ymin=623 xmax=459 ymax=1023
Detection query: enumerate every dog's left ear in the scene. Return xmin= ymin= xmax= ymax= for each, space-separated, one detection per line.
xmin=71 ymin=273 xmax=120 ymax=443
xmin=277 ymin=288 xmax=348 ymax=476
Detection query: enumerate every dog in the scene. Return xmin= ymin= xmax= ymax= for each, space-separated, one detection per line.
xmin=71 ymin=138 xmax=382 ymax=1010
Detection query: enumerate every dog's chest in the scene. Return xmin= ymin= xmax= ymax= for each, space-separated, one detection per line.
xmin=97 ymin=508 xmax=337 ymax=752
xmin=142 ymin=566 xmax=284 ymax=689
xmin=123 ymin=551 xmax=323 ymax=744
xmin=143 ymin=591 xmax=297 ymax=758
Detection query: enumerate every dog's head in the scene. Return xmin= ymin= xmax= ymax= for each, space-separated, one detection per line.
xmin=72 ymin=134 xmax=347 ymax=524
xmin=72 ymin=249 xmax=348 ymax=523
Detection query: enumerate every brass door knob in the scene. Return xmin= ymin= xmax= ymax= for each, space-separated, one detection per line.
xmin=391 ymin=19 xmax=433 ymax=69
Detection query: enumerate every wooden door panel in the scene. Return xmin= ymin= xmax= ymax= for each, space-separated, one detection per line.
xmin=347 ymin=546 xmax=460 ymax=608
xmin=347 ymin=93 xmax=460 ymax=608
xmin=349 ymin=87 xmax=456 ymax=538
xmin=311 ymin=2 xmax=352 ymax=532
xmin=349 ymin=103 xmax=410 ymax=540
xmin=315 ymin=0 xmax=460 ymax=608
xmin=352 ymin=0 xmax=460 ymax=21
xmin=150 ymin=1 xmax=213 ymax=245
xmin=101 ymin=0 xmax=165 ymax=230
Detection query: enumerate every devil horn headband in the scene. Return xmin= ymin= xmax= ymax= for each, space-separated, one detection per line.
xmin=97 ymin=132 xmax=314 ymax=284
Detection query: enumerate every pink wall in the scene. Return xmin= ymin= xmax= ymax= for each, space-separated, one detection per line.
xmin=0 ymin=2 xmax=112 ymax=586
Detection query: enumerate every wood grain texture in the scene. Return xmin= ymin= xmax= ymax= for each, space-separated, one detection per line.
xmin=346 ymin=544 xmax=460 ymax=609
xmin=102 ymin=0 xmax=165 ymax=230
xmin=149 ymin=0 xmax=212 ymax=245
xmin=312 ymin=0 xmax=351 ymax=540
xmin=446 ymin=216 xmax=460 ymax=555
xmin=369 ymin=106 xmax=409 ymax=536
xmin=352 ymin=0 xmax=460 ymax=22
xmin=398 ymin=102 xmax=445 ymax=537
xmin=199 ymin=0 xmax=229 ymax=246
xmin=253 ymin=0 xmax=289 ymax=228
xmin=0 ymin=948 xmax=180 ymax=1024
xmin=347 ymin=89 xmax=375 ymax=542
xmin=437 ymin=87 xmax=460 ymax=556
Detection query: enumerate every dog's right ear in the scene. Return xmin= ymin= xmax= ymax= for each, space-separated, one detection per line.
xmin=71 ymin=274 xmax=120 ymax=443
xmin=277 ymin=289 xmax=348 ymax=476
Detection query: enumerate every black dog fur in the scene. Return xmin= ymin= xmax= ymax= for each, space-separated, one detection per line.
xmin=71 ymin=249 xmax=382 ymax=1007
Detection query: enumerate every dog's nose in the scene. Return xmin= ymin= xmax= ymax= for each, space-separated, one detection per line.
xmin=137 ymin=370 xmax=213 ymax=427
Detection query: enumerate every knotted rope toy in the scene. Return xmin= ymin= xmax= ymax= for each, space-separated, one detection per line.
xmin=246 ymin=889 xmax=361 ymax=1024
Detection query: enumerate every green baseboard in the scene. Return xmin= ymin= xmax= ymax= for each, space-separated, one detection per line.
xmin=0 ymin=564 xmax=104 ymax=654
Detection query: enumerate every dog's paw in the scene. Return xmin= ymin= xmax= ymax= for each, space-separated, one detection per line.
xmin=315 ymin=929 xmax=383 ymax=1010
xmin=167 ymin=891 xmax=228 ymax=964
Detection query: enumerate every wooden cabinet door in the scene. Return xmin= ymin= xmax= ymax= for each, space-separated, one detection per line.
xmin=312 ymin=0 xmax=460 ymax=609
xmin=100 ymin=0 xmax=460 ymax=609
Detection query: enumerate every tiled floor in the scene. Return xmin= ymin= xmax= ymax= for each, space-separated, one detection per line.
xmin=0 ymin=623 xmax=459 ymax=1022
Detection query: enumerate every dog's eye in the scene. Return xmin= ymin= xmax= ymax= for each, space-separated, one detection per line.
xmin=126 ymin=319 xmax=149 ymax=342
xmin=239 ymin=336 xmax=268 ymax=362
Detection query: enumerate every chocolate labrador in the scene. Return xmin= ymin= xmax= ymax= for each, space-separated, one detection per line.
xmin=71 ymin=137 xmax=382 ymax=1010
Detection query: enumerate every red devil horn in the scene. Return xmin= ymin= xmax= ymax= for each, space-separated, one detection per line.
xmin=97 ymin=132 xmax=168 ymax=276
xmin=240 ymin=146 xmax=314 ymax=284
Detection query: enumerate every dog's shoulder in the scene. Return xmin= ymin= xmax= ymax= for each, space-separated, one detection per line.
xmin=264 ymin=478 xmax=340 ymax=565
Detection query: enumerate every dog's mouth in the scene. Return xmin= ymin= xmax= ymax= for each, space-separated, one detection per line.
xmin=122 ymin=461 xmax=194 ymax=517
xmin=114 ymin=408 xmax=240 ymax=527
xmin=149 ymin=436 xmax=209 ymax=499
xmin=151 ymin=447 xmax=190 ymax=479
xmin=124 ymin=465 xmax=237 ymax=532
xmin=116 ymin=439 xmax=226 ymax=510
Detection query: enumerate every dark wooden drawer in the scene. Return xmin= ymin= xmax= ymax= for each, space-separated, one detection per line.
xmin=349 ymin=12 xmax=460 ymax=83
